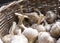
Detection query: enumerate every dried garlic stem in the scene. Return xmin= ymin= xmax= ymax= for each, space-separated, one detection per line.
xmin=38 ymin=14 xmax=45 ymax=24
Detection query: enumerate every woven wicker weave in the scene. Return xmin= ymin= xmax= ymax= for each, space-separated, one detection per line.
xmin=0 ymin=1 xmax=21 ymax=37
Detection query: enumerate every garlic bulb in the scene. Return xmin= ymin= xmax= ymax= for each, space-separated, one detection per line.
xmin=56 ymin=38 xmax=60 ymax=43
xmin=21 ymin=24 xmax=38 ymax=43
xmin=2 ymin=22 xmax=16 ymax=43
xmin=11 ymin=28 xmax=28 ymax=43
xmin=38 ymin=32 xmax=55 ymax=43
xmin=46 ymin=11 xmax=57 ymax=23
xmin=50 ymin=22 xmax=60 ymax=38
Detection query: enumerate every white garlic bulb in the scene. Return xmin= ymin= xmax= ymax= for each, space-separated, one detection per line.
xmin=11 ymin=28 xmax=28 ymax=43
xmin=38 ymin=32 xmax=55 ymax=43
xmin=46 ymin=11 xmax=57 ymax=23
xmin=50 ymin=22 xmax=60 ymax=38
xmin=21 ymin=24 xmax=38 ymax=43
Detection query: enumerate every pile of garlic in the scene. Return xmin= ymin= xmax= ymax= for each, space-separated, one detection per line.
xmin=1 ymin=10 xmax=60 ymax=43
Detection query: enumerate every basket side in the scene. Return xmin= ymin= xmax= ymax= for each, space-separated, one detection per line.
xmin=0 ymin=1 xmax=21 ymax=37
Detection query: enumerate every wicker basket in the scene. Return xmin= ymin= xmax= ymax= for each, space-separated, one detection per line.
xmin=0 ymin=1 xmax=22 ymax=37
xmin=0 ymin=0 xmax=60 ymax=37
